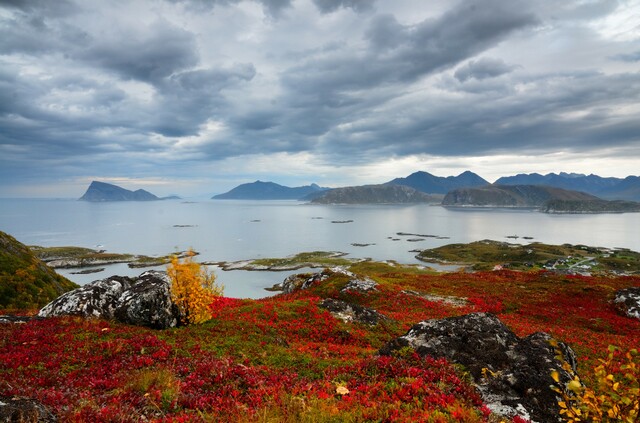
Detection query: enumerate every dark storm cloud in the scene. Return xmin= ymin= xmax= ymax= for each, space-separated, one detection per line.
xmin=285 ymin=1 xmax=537 ymax=92
xmin=278 ymin=0 xmax=538 ymax=139
xmin=76 ymin=22 xmax=199 ymax=84
xmin=312 ymin=0 xmax=375 ymax=14
xmin=166 ymin=0 xmax=292 ymax=17
xmin=315 ymin=71 xmax=640 ymax=162
xmin=454 ymin=57 xmax=517 ymax=82
xmin=150 ymin=64 xmax=256 ymax=137
xmin=612 ymin=50 xmax=640 ymax=62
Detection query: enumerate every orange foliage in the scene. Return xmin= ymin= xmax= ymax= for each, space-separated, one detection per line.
xmin=167 ymin=250 xmax=223 ymax=325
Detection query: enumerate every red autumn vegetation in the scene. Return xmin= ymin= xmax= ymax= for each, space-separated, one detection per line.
xmin=1 ymin=262 xmax=639 ymax=422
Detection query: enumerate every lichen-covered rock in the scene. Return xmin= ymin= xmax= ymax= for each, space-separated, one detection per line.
xmin=0 ymin=315 xmax=42 ymax=324
xmin=340 ymin=276 xmax=378 ymax=293
xmin=113 ymin=271 xmax=180 ymax=329
xmin=38 ymin=276 xmax=131 ymax=319
xmin=38 ymin=271 xmax=181 ymax=329
xmin=280 ymin=269 xmax=333 ymax=293
xmin=0 ymin=395 xmax=56 ymax=422
xmin=319 ymin=298 xmax=388 ymax=325
xmin=379 ymin=313 xmax=577 ymax=423
xmin=613 ymin=287 xmax=640 ymax=320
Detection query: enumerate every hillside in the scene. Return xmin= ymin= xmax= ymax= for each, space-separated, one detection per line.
xmin=79 ymin=181 xmax=160 ymax=202
xmin=386 ymin=170 xmax=489 ymax=194
xmin=212 ymin=181 xmax=326 ymax=200
xmin=0 ymin=231 xmax=78 ymax=309
xmin=442 ymin=184 xmax=598 ymax=208
xmin=1 ymin=256 xmax=639 ymax=421
xmin=495 ymin=172 xmax=640 ymax=201
xmin=543 ymin=198 xmax=640 ymax=214
xmin=310 ymin=184 xmax=443 ymax=204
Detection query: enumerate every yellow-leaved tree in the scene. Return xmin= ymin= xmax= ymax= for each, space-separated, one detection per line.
xmin=167 ymin=250 xmax=223 ymax=325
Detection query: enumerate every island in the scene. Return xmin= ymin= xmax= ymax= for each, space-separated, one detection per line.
xmin=79 ymin=181 xmax=160 ymax=202
xmin=310 ymin=184 xmax=443 ymax=204
xmin=212 ymin=181 xmax=327 ymax=200
xmin=442 ymin=184 xmax=640 ymax=213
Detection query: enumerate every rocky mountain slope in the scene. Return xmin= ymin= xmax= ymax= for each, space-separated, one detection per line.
xmin=386 ymin=170 xmax=489 ymax=194
xmin=443 ymin=184 xmax=640 ymax=213
xmin=495 ymin=172 xmax=640 ymax=201
xmin=310 ymin=184 xmax=442 ymax=204
xmin=443 ymin=184 xmax=596 ymax=207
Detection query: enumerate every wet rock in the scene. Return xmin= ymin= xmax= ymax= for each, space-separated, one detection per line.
xmin=0 ymin=395 xmax=56 ymax=422
xmin=613 ymin=287 xmax=640 ymax=320
xmin=38 ymin=276 xmax=131 ymax=319
xmin=380 ymin=313 xmax=577 ymax=423
xmin=113 ymin=271 xmax=180 ymax=329
xmin=319 ymin=298 xmax=388 ymax=325
xmin=39 ymin=271 xmax=181 ymax=329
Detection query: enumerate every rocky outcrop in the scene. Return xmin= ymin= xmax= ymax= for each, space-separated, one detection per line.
xmin=613 ymin=287 xmax=640 ymax=320
xmin=319 ymin=298 xmax=388 ymax=325
xmin=341 ymin=277 xmax=378 ymax=293
xmin=279 ymin=269 xmax=334 ymax=294
xmin=0 ymin=395 xmax=56 ymax=422
xmin=380 ymin=313 xmax=577 ymax=423
xmin=113 ymin=272 xmax=179 ymax=329
xmin=38 ymin=271 xmax=180 ymax=329
xmin=38 ymin=276 xmax=130 ymax=319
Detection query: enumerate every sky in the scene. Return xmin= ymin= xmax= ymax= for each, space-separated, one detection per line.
xmin=1 ymin=0 xmax=639 ymax=198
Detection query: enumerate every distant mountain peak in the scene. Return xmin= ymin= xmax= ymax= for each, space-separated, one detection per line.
xmin=387 ymin=170 xmax=488 ymax=194
xmin=79 ymin=181 xmax=160 ymax=202
xmin=495 ymin=172 xmax=640 ymax=202
xmin=212 ymin=180 xmax=327 ymax=200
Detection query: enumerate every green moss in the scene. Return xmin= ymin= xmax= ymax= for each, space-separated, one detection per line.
xmin=249 ymin=251 xmax=354 ymax=269
xmin=416 ymin=240 xmax=640 ymax=274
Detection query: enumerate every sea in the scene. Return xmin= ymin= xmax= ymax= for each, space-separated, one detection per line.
xmin=1 ymin=198 xmax=638 ymax=298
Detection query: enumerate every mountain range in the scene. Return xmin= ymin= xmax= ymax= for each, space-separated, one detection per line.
xmin=442 ymin=185 xmax=640 ymax=213
xmin=495 ymin=172 xmax=640 ymax=202
xmin=387 ymin=170 xmax=489 ymax=194
xmin=79 ymin=170 xmax=640 ymax=206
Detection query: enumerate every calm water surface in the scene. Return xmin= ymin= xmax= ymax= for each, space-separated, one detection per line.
xmin=1 ymin=199 xmax=638 ymax=298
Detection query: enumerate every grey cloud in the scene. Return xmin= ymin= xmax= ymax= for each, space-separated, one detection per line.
xmin=316 ymin=71 xmax=640 ymax=161
xmin=364 ymin=14 xmax=405 ymax=51
xmin=150 ymin=63 xmax=256 ymax=137
xmin=454 ymin=57 xmax=518 ymax=82
xmin=166 ymin=0 xmax=292 ymax=17
xmin=77 ymin=22 xmax=198 ymax=84
xmin=0 ymin=0 xmax=77 ymax=16
xmin=611 ymin=50 xmax=640 ymax=62
xmin=281 ymin=0 xmax=538 ymax=137
xmin=312 ymin=0 xmax=376 ymax=14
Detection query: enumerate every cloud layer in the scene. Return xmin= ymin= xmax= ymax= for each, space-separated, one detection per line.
xmin=0 ymin=0 xmax=639 ymax=196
